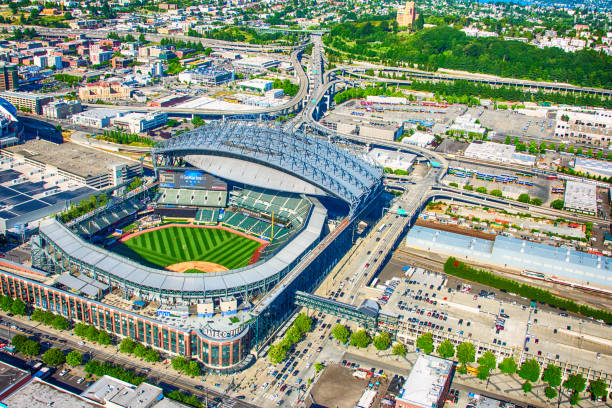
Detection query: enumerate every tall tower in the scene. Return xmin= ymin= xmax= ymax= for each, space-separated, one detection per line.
xmin=396 ymin=1 xmax=418 ymax=28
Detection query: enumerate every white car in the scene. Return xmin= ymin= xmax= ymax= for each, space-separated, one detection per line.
xmin=76 ymin=377 xmax=84 ymax=384
xmin=59 ymin=369 xmax=69 ymax=377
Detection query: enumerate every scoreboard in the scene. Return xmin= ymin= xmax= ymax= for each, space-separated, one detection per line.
xmin=159 ymin=170 xmax=227 ymax=190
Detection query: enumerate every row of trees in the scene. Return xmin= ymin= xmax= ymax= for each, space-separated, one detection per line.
xmin=331 ymin=324 xmax=400 ymax=353
xmin=416 ymin=332 xmax=607 ymax=404
xmin=444 ymin=258 xmax=612 ymax=323
xmin=409 ymin=79 xmax=612 ymax=109
xmin=85 ymin=360 xmax=146 ymax=385
xmin=0 ymin=295 xmax=27 ymax=316
xmin=31 ymin=309 xmax=69 ymax=330
xmin=57 ymin=193 xmax=108 ymax=223
xmin=160 ymin=37 xmax=212 ymax=54
xmin=74 ymin=323 xmax=112 ymax=346
xmin=171 ymin=356 xmax=201 ymax=377
xmin=268 ymin=313 xmax=312 ymax=363
xmin=333 ymin=85 xmax=404 ymax=104
xmin=96 ymin=130 xmax=157 ymax=147
xmin=119 ymin=337 xmax=160 ymax=363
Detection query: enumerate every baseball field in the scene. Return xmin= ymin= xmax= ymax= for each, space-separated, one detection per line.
xmin=111 ymin=225 xmax=262 ymax=272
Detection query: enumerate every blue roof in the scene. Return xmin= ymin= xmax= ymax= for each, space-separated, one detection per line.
xmin=405 ymin=226 xmax=612 ymax=289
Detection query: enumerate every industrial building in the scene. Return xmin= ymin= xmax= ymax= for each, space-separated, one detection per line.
xmin=572 ymin=156 xmax=612 ymax=179
xmin=238 ymin=79 xmax=274 ymax=93
xmin=177 ymin=67 xmax=234 ymax=86
xmin=402 ymin=131 xmax=435 ymax=147
xmin=72 ymin=108 xmax=120 ymax=129
xmin=3 ymin=139 xmax=143 ymax=190
xmin=0 ymin=91 xmax=53 ymax=115
xmin=367 ymin=148 xmax=416 ymax=172
xmin=42 ymin=99 xmax=82 ymax=119
xmin=112 ymin=111 xmax=168 ymax=133
xmin=464 ymin=141 xmax=536 ymax=166
xmin=395 ymin=355 xmax=453 ymax=408
xmin=564 ymin=180 xmax=597 ymax=215
xmin=81 ymin=376 xmax=163 ymax=407
xmin=232 ymin=57 xmax=280 ymax=71
xmin=449 ymin=114 xmax=486 ymax=136
xmin=2 ymin=378 xmax=104 ymax=408
xmin=405 ymin=225 xmax=612 ymax=292
xmin=554 ymin=108 xmax=612 ymax=146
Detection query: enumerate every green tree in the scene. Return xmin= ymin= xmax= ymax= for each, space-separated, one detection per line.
xmin=133 ymin=343 xmax=147 ymax=358
xmin=268 ymin=342 xmax=288 ymax=364
xmin=0 ymin=295 xmax=13 ymax=312
xmin=10 ymin=299 xmax=26 ymax=316
xmin=569 ymin=392 xmax=580 ymax=405
xmin=463 ymin=184 xmax=473 ymax=191
xmin=22 ymin=340 xmax=41 ymax=357
xmin=144 ymin=348 xmax=159 ymax=363
xmin=530 ymin=197 xmax=543 ymax=206
xmin=98 ymin=331 xmax=111 ymax=345
xmin=436 ymin=340 xmax=455 ymax=358
xmin=522 ymin=381 xmax=533 ymax=393
xmin=314 ymin=362 xmax=324 ymax=373
xmin=456 ymin=342 xmax=476 ymax=365
xmin=392 ymin=343 xmax=406 ymax=357
xmin=518 ymin=193 xmax=531 ymax=203
xmin=550 ymin=199 xmax=564 ymax=210
xmin=544 ymin=386 xmax=557 ymax=399
xmin=588 ymin=379 xmax=608 ymax=399
xmin=120 ymin=338 xmax=136 ymax=354
xmin=285 ymin=326 xmax=301 ymax=344
xmin=52 ymin=315 xmax=69 ymax=330
xmin=332 ymin=324 xmax=349 ymax=343
xmin=66 ymin=350 xmax=82 ymax=366
xmin=11 ymin=334 xmax=27 ymax=351
xmin=74 ymin=323 xmax=88 ymax=338
xmin=172 ymin=356 xmax=188 ymax=371
xmin=373 ymin=332 xmax=390 ymax=351
xmin=518 ymin=359 xmax=541 ymax=383
xmin=293 ymin=313 xmax=312 ymax=334
xmin=350 ymin=330 xmax=371 ymax=348
xmin=477 ymin=351 xmax=497 ymax=371
xmin=489 ymin=189 xmax=503 ymax=197
xmin=85 ymin=325 xmax=100 ymax=342
xmin=43 ymin=348 xmax=66 ymax=366
xmin=564 ymin=374 xmax=587 ymax=393
xmin=498 ymin=357 xmax=517 ymax=375
xmin=504 ymin=135 xmax=511 ymax=144
xmin=185 ymin=360 xmax=201 ymax=377
xmin=541 ymin=364 xmax=562 ymax=387
xmin=31 ymin=309 xmax=46 ymax=322
xmin=476 ymin=186 xmax=487 ymax=194
xmin=477 ymin=365 xmax=490 ymax=380
xmin=416 ymin=332 xmax=434 ymax=355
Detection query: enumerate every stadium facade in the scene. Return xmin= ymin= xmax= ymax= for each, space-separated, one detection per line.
xmin=13 ymin=123 xmax=384 ymax=371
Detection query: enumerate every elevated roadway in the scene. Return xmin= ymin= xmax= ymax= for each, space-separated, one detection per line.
xmin=326 ymin=65 xmax=612 ymax=97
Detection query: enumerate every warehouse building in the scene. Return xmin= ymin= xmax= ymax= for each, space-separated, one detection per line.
xmin=238 ymin=78 xmax=273 ymax=93
xmin=395 ymin=354 xmax=454 ymax=408
xmin=233 ymin=57 xmax=280 ymax=71
xmin=177 ymin=68 xmax=234 ymax=86
xmin=72 ymin=108 xmax=119 ymax=129
xmin=405 ymin=225 xmax=612 ymax=292
xmin=367 ymin=148 xmax=416 ymax=172
xmin=112 ymin=111 xmax=168 ymax=133
xmin=464 ymin=141 xmax=536 ymax=166
xmin=572 ymin=157 xmax=612 ymax=179
xmin=564 ymin=180 xmax=597 ymax=215
xmin=4 ymin=139 xmax=142 ymax=189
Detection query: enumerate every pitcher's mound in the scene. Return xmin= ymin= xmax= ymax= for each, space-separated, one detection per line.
xmin=165 ymin=261 xmax=228 ymax=273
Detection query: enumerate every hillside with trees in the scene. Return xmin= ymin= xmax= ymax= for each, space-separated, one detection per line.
xmin=324 ymin=22 xmax=612 ymax=89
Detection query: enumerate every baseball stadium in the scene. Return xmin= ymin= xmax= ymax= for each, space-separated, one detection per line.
xmin=2 ymin=122 xmax=383 ymax=371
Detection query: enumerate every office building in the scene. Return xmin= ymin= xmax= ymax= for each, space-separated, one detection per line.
xmin=112 ymin=111 xmax=168 ymax=133
xmin=78 ymin=82 xmax=133 ymax=102
xmin=0 ymin=62 xmax=18 ymax=91
xmin=72 ymin=108 xmax=120 ymax=128
xmin=0 ymin=91 xmax=52 ymax=115
xmin=43 ymin=100 xmax=82 ymax=119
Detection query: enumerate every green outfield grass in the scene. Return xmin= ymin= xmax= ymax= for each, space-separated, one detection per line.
xmin=111 ymin=226 xmax=261 ymax=271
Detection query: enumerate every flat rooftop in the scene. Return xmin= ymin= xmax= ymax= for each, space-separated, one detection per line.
xmin=564 ymin=180 xmax=597 ymax=213
xmin=397 ymin=354 xmax=453 ymax=408
xmin=81 ymin=375 xmax=162 ymax=408
xmin=6 ymin=139 xmax=134 ymax=179
xmin=2 ymin=378 xmax=104 ymax=408
xmin=0 ymin=361 xmax=29 ymax=395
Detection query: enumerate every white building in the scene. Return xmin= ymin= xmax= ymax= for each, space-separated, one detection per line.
xmin=72 ymin=109 xmax=120 ymax=129
xmin=33 ymin=55 xmax=48 ymax=68
xmin=112 ymin=111 xmax=168 ymax=133
xmin=564 ymin=180 xmax=597 ymax=215
xmin=403 ymin=131 xmax=434 ymax=147
xmin=367 ymin=148 xmax=416 ymax=172
xmin=573 ymin=156 xmax=612 ymax=179
xmin=151 ymin=61 xmax=164 ymax=77
xmin=464 ymin=141 xmax=536 ymax=166
xmin=554 ymin=108 xmax=612 ymax=146
xmin=449 ymin=114 xmax=486 ymax=136
xmin=238 ymin=79 xmax=273 ymax=92
xmin=232 ymin=57 xmax=280 ymax=71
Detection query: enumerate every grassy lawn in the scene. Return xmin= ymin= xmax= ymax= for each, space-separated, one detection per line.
xmin=111 ymin=226 xmax=260 ymax=270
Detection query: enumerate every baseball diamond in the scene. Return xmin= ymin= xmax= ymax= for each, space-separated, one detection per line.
xmin=111 ymin=225 xmax=263 ymax=271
